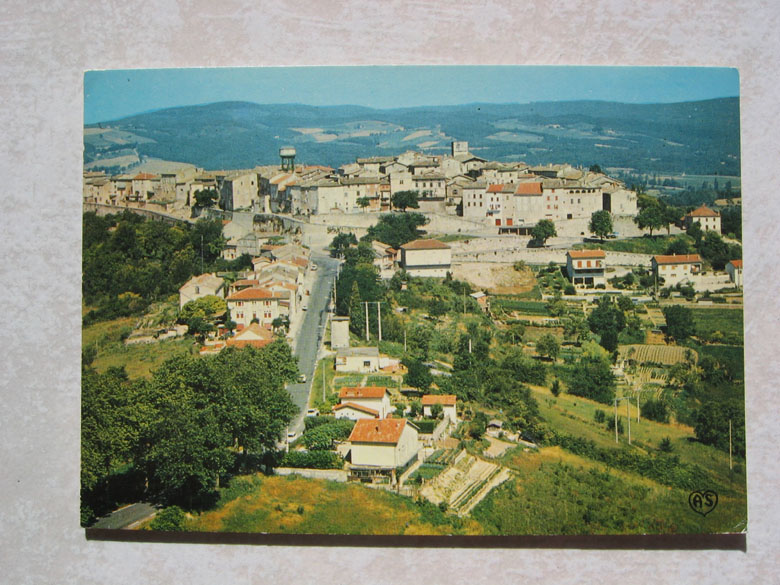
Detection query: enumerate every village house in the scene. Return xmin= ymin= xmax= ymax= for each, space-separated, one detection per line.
xmin=333 ymin=402 xmax=381 ymax=420
xmin=421 ymin=394 xmax=458 ymax=421
xmin=371 ymin=240 xmax=398 ymax=279
xmin=726 ymin=259 xmax=743 ymax=287
xmin=225 ymin=286 xmax=285 ymax=330
xmin=566 ymin=249 xmax=607 ymax=287
xmin=684 ymin=204 xmax=721 ymax=233
xmin=651 ymin=254 xmax=703 ymax=287
xmin=335 ymin=347 xmax=381 ymax=373
xmin=225 ymin=321 xmax=274 ymax=349
xmin=337 ymin=386 xmax=393 ymax=419
xmin=178 ymin=273 xmax=225 ymax=309
xmin=399 ymin=239 xmax=452 ymax=278
xmin=347 ymin=418 xmax=420 ymax=478
xmin=219 ymin=170 xmax=259 ymax=211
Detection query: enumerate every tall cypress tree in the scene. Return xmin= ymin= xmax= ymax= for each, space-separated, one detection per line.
xmin=348 ymin=280 xmax=364 ymax=336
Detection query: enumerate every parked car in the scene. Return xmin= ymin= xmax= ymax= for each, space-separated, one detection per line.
xmin=311 ymin=264 xmax=319 ymax=271
xmin=306 ymin=408 xmax=320 ymax=417
xmin=298 ymin=374 xmax=307 ymax=383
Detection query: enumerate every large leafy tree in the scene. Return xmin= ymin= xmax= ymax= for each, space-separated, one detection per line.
xmin=362 ymin=212 xmax=428 ymax=249
xmin=329 ymin=232 xmax=357 ymax=258
xmin=634 ymin=204 xmax=665 ymax=236
xmin=568 ymin=354 xmax=616 ymax=404
xmin=391 ymin=190 xmax=420 ymax=211
xmin=589 ymin=210 xmax=613 ymax=240
xmin=531 ymin=219 xmax=557 ymax=246
xmin=662 ymin=305 xmax=695 ymax=341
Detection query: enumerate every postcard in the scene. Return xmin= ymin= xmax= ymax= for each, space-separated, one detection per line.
xmin=81 ymin=66 xmax=745 ymax=542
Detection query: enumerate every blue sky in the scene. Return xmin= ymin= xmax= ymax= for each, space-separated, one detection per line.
xmin=84 ymin=66 xmax=739 ymax=124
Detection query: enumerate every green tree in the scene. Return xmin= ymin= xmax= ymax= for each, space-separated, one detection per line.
xmin=662 ymin=305 xmax=695 ymax=341
xmin=641 ymin=399 xmax=670 ymax=423
xmin=616 ymin=295 xmax=634 ymax=313
xmin=666 ymin=237 xmax=693 ymax=256
xmin=348 ymin=280 xmax=364 ymax=336
xmin=536 ymin=333 xmax=560 ymax=361
xmin=686 ymin=221 xmax=704 ymax=246
xmin=589 ymin=164 xmax=603 ymax=174
xmin=362 ymin=213 xmax=428 ymax=249
xmin=430 ymin=403 xmax=444 ymax=419
xmin=403 ymin=358 xmax=433 ymax=391
xmin=568 ymin=354 xmax=616 ymax=404
xmin=391 ymin=190 xmax=420 ymax=211
xmin=356 ymin=196 xmax=371 ymax=211
xmin=531 ymin=219 xmax=557 ymax=246
xmin=550 ymin=379 xmax=561 ymax=397
xmin=588 ymin=295 xmax=626 ymax=337
xmin=329 ymin=232 xmax=357 ymax=258
xmin=563 ymin=313 xmax=590 ymax=345
xmin=589 ymin=210 xmax=613 ymax=240
xmin=634 ymin=204 xmax=665 ymax=236
xmin=599 ymin=328 xmax=618 ymax=352
xmin=659 ymin=437 xmax=674 ymax=453
xmin=193 ymin=188 xmax=219 ymax=209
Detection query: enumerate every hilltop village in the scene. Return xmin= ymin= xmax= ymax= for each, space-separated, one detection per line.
xmin=82 ymin=140 xmax=745 ymax=535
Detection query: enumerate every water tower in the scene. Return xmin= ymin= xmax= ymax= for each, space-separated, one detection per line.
xmin=280 ymin=146 xmax=296 ymax=172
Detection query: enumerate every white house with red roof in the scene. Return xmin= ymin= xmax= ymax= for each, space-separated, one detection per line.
xmin=651 ymin=254 xmax=703 ymax=286
xmin=421 ymin=394 xmax=458 ymax=422
xmin=225 ymin=322 xmax=274 ymax=349
xmin=684 ymin=205 xmax=721 ymax=233
xmin=225 ymin=286 xmax=284 ymax=330
xmin=337 ymin=386 xmax=392 ymax=419
xmin=399 ymin=239 xmax=451 ymax=278
xmin=333 ymin=402 xmax=381 ymax=420
xmin=348 ymin=418 xmax=420 ymax=470
xmin=726 ymin=259 xmax=743 ymax=287
xmin=566 ymin=249 xmax=606 ymax=287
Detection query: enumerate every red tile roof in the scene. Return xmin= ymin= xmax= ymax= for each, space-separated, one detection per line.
xmin=226 ymin=338 xmax=273 ymax=349
xmin=133 ymin=172 xmax=158 ymax=180
xmin=653 ymin=254 xmax=702 ymax=265
xmin=400 ymin=239 xmax=450 ymax=251
xmin=226 ymin=287 xmax=278 ymax=301
xmin=568 ymin=249 xmax=606 ymax=259
xmin=333 ymin=402 xmax=380 ymax=417
xmin=421 ymin=394 xmax=456 ymax=406
xmin=687 ymin=205 xmax=720 ymax=218
xmin=515 ymin=182 xmax=543 ymax=195
xmin=348 ymin=418 xmax=408 ymax=444
xmin=728 ymin=259 xmax=743 ymax=268
xmin=339 ymin=386 xmax=387 ymax=400
xmin=487 ymin=184 xmax=504 ymax=193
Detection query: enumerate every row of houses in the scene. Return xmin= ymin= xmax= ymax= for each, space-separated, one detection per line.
xmin=324 ymin=384 xmax=458 ymax=478
xmin=179 ymin=242 xmax=313 ymax=352
xmin=566 ymin=249 xmax=743 ymax=288
xmin=84 ymin=141 xmax=640 ymax=226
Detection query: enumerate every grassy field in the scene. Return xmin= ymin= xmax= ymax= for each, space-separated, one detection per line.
xmin=473 ymin=446 xmax=746 ymax=534
xmin=696 ymin=344 xmax=744 ymax=380
xmin=83 ymin=315 xmax=196 ymax=379
xmin=691 ymin=308 xmax=744 ymax=343
xmin=528 ymin=383 xmax=745 ymax=494
xmin=492 ymin=297 xmax=549 ymax=316
xmin=183 ymin=474 xmax=481 ymax=535
xmin=92 ymin=337 xmax=195 ymax=379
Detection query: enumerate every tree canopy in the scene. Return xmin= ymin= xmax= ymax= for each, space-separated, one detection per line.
xmin=362 ymin=213 xmax=428 ymax=249
xmin=589 ymin=210 xmax=613 ymax=240
xmin=662 ymin=305 xmax=695 ymax=341
xmin=531 ymin=219 xmax=557 ymax=246
xmin=391 ymin=190 xmax=420 ymax=211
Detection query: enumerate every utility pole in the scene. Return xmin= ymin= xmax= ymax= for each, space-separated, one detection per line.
xmin=200 ymin=234 xmax=204 ymax=274
xmin=365 ymin=301 xmax=370 ymax=341
xmin=636 ymin=395 xmax=641 ymax=423
xmin=626 ymin=400 xmax=631 ymax=445
xmin=377 ymin=302 xmax=382 ymax=342
xmin=468 ymin=338 xmax=472 ymax=354
xmin=614 ymin=398 xmax=619 ymax=444
xmin=322 ymin=358 xmax=326 ymax=403
xmin=404 ymin=328 xmax=407 ymax=352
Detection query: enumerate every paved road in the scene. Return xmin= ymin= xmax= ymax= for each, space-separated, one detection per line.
xmin=91 ymin=502 xmax=157 ymax=529
xmin=286 ymin=252 xmax=340 ymax=435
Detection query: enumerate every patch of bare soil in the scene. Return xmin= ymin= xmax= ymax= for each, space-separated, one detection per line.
xmin=451 ymin=263 xmax=536 ymax=294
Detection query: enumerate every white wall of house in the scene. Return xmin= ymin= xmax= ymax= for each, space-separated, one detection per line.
xmin=334 ymin=406 xmax=379 ymax=420
xmin=401 ymin=247 xmax=452 ymax=278
xmin=726 ymin=262 xmax=743 ymax=286
xmin=653 ymin=262 xmax=701 ymax=286
xmin=423 ymin=404 xmax=457 ymax=421
xmin=227 ymin=297 xmax=281 ymax=329
xmin=350 ymin=425 xmax=419 ymax=468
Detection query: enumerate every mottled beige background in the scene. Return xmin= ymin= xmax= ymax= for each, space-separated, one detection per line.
xmin=1 ymin=1 xmax=777 ymax=583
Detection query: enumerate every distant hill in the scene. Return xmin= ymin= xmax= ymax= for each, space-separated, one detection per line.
xmin=84 ymin=98 xmax=741 ymax=175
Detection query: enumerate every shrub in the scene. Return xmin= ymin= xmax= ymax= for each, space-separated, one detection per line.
xmin=659 ymin=437 xmax=674 ymax=453
xmin=280 ymin=451 xmax=343 ymax=469
xmin=594 ymin=409 xmax=606 ymax=423
xmin=564 ymin=284 xmax=576 ymax=295
xmin=550 ymin=379 xmax=561 ymax=397
xmin=149 ymin=506 xmax=185 ymax=531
